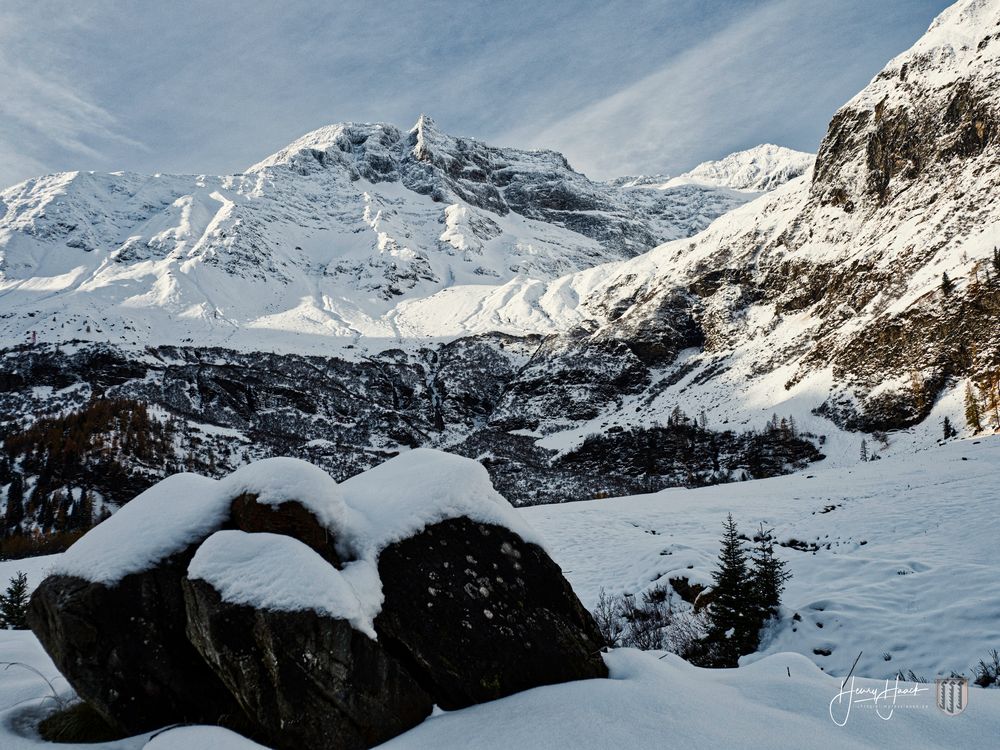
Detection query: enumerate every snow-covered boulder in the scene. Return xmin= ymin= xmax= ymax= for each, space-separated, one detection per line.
xmin=340 ymin=449 xmax=607 ymax=708
xmin=27 ymin=461 xmax=351 ymax=735
xmin=27 ymin=450 xmax=606 ymax=748
xmin=372 ymin=515 xmax=608 ymax=709
xmin=27 ymin=547 xmax=244 ymax=735
xmin=25 ymin=472 xmax=256 ymax=734
xmin=228 ymin=491 xmax=343 ymax=566
xmin=184 ymin=531 xmax=433 ymax=750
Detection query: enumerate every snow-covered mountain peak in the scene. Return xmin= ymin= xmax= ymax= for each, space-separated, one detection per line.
xmin=840 ymin=0 xmax=1000 ymax=120
xmin=0 ymin=115 xmax=794 ymax=352
xmin=607 ymin=174 xmax=671 ymax=188
xmin=408 ymin=113 xmax=442 ymax=162
xmin=246 ymin=121 xmax=405 ymax=179
xmin=657 ymin=144 xmax=814 ymax=192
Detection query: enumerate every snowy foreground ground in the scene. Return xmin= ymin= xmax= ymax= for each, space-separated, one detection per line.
xmin=1 ymin=437 xmax=999 ymax=748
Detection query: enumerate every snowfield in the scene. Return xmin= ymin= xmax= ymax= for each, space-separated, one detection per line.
xmin=523 ymin=435 xmax=1000 ymax=682
xmin=1 ymin=436 xmax=998 ymax=748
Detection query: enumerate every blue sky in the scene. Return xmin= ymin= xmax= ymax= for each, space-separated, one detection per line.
xmin=0 ymin=0 xmax=953 ymax=188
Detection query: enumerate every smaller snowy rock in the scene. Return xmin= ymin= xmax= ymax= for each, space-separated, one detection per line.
xmin=338 ymin=448 xmax=544 ymax=560
xmin=222 ymin=456 xmax=354 ymax=531
xmin=50 ymin=458 xmax=353 ymax=585
xmin=188 ymin=531 xmax=372 ymax=636
xmin=183 ymin=566 xmax=432 ymax=750
xmin=49 ymin=473 xmax=229 ymax=585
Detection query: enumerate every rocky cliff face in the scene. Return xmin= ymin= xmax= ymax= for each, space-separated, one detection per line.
xmin=0 ymin=339 xmax=822 ymax=545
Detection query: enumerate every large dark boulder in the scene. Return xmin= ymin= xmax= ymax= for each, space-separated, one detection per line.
xmin=183 ymin=577 xmax=433 ymax=750
xmin=27 ymin=548 xmax=246 ymax=735
xmin=373 ymin=517 xmax=608 ymax=709
xmin=27 ymin=463 xmax=610 ymax=749
xmin=26 ymin=494 xmax=335 ymax=735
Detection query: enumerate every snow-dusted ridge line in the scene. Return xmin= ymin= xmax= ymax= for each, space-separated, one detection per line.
xmin=655 ymin=144 xmax=814 ymax=193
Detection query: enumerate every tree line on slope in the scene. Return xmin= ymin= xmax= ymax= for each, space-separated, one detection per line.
xmin=559 ymin=409 xmax=823 ymax=489
xmin=0 ymin=398 xmax=196 ymax=558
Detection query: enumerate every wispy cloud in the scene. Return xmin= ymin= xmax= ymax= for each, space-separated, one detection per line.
xmin=0 ymin=5 xmax=145 ymax=187
xmin=508 ymin=0 xmax=949 ymax=178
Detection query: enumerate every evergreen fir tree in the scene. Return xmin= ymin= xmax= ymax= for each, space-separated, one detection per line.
xmin=55 ymin=491 xmax=71 ymax=530
xmin=965 ymin=382 xmax=983 ymax=433
xmin=705 ymin=514 xmax=754 ymax=666
xmin=942 ymin=416 xmax=957 ymax=440
xmin=859 ymin=439 xmax=869 ymax=462
xmin=25 ymin=483 xmax=43 ymax=518
xmin=77 ymin=489 xmax=94 ymax=531
xmin=992 ymin=247 xmax=1000 ymax=277
xmin=38 ymin=493 xmax=55 ymax=531
xmin=0 ymin=571 xmax=29 ymax=629
xmin=750 ymin=524 xmax=791 ymax=622
xmin=940 ymin=272 xmax=955 ymax=297
xmin=984 ymin=374 xmax=1000 ymax=430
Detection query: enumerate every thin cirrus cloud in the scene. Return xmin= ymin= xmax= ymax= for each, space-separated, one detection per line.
xmin=0 ymin=0 xmax=953 ymax=190
xmin=511 ymin=0 xmax=954 ymax=178
xmin=0 ymin=6 xmax=146 ymax=189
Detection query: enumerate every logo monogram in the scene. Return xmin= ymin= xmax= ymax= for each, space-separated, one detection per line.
xmin=935 ymin=677 xmax=969 ymax=716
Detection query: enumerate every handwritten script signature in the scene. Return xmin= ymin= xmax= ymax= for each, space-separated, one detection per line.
xmin=829 ymin=676 xmax=930 ymax=726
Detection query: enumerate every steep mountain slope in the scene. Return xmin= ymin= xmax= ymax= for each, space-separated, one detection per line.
xmin=0 ymin=118 xmax=780 ymax=351
xmin=399 ymin=0 xmax=1000 ymax=436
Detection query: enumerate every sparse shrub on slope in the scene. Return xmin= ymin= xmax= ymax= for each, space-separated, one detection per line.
xmin=591 ymin=586 xmax=708 ymax=660
xmin=974 ymin=649 xmax=1000 ymax=688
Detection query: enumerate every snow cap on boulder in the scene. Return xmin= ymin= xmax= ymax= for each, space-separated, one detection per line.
xmin=188 ymin=530 xmax=373 ymax=637
xmin=338 ymin=447 xmax=544 ymax=560
xmin=51 ymin=457 xmax=351 ymax=585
